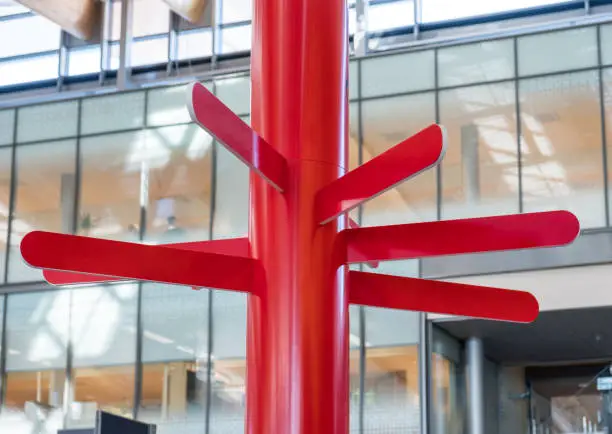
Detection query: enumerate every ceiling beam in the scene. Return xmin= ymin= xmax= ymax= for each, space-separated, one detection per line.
xmin=163 ymin=0 xmax=209 ymax=22
xmin=16 ymin=0 xmax=101 ymax=41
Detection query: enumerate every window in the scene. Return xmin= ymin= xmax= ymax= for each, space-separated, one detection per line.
xmin=8 ymin=140 xmax=77 ymax=282
xmin=220 ymin=25 xmax=252 ymax=54
xmin=0 ymin=148 xmax=12 ymax=282
xmin=67 ymin=46 xmax=102 ymax=76
xmin=422 ymin=0 xmax=564 ymax=23
xmin=177 ymin=28 xmax=213 ymax=60
xmin=0 ymin=54 xmax=59 ymax=87
xmin=602 ymin=69 xmax=612 ymax=223
xmin=362 ymin=262 xmax=420 ymax=433
xmin=147 ymin=83 xmax=212 ymax=127
xmin=79 ymin=131 xmax=144 ymax=241
xmin=220 ymin=0 xmax=253 ymax=24
xmin=209 ymin=291 xmax=247 ymax=433
xmin=361 ymin=93 xmax=438 ymax=226
xmin=67 ymin=284 xmax=139 ymax=428
xmin=367 ymin=0 xmax=415 ymax=32
xmin=81 ymin=92 xmax=146 ymax=135
xmin=360 ymin=50 xmax=435 ymax=98
xmin=437 ymin=39 xmax=515 ymax=88
xmin=132 ymin=0 xmax=170 ymax=37
xmin=144 ymin=124 xmax=213 ymax=244
xmin=440 ymin=83 xmax=519 ymax=219
xmin=0 ymin=110 xmax=14 ymax=146
xmin=140 ymin=284 xmax=210 ymax=431
xmin=602 ymin=25 xmax=612 ymax=66
xmin=0 ymin=15 xmax=60 ymax=58
xmin=349 ymin=305 xmax=362 ymax=433
xmin=17 ymin=101 xmax=79 ymax=144
xmin=215 ymin=76 xmax=251 ymax=115
xmin=519 ymin=71 xmax=605 ymax=228
xmin=3 ymin=291 xmax=69 ymax=432
xmin=518 ymin=27 xmax=598 ymax=76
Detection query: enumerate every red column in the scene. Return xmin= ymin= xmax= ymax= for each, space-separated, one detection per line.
xmin=246 ymin=0 xmax=349 ymax=433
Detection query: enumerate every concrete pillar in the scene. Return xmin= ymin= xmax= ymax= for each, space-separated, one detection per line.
xmin=466 ymin=337 xmax=485 ymax=434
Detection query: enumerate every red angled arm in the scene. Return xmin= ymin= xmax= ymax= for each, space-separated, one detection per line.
xmin=345 ymin=211 xmax=579 ymax=264
xmin=43 ymin=237 xmax=250 ymax=286
xmin=315 ymin=124 xmax=447 ymax=224
xmin=348 ymin=271 xmax=539 ymax=323
xmin=187 ymin=82 xmax=288 ymax=192
xmin=21 ymin=231 xmax=258 ymax=293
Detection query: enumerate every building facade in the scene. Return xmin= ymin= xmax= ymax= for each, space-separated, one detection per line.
xmin=2 ymin=1 xmax=612 ymax=433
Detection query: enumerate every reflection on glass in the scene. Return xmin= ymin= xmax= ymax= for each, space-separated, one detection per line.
xmin=3 ymin=291 xmax=69 ymax=433
xmin=361 ymin=93 xmax=437 ymax=226
xmin=210 ymin=291 xmax=247 ymax=433
xmin=349 ymin=305 xmax=362 ymax=433
xmin=8 ymin=140 xmax=77 ymax=282
xmin=145 ymin=124 xmax=213 ymax=244
xmin=68 ymin=284 xmax=139 ymax=428
xmin=603 ymin=69 xmax=612 ymax=222
xmin=440 ymin=82 xmax=519 ymax=219
xmin=364 ymin=307 xmax=420 ymax=433
xmin=79 ymin=132 xmax=144 ymax=242
xmin=520 ymin=71 xmax=605 ymax=228
xmin=140 ymin=284 xmax=210 ymax=433
xmin=0 ymin=148 xmax=12 ymax=281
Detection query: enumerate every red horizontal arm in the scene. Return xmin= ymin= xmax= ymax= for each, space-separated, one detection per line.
xmin=315 ymin=124 xmax=447 ymax=224
xmin=345 ymin=211 xmax=579 ymax=264
xmin=43 ymin=237 xmax=250 ymax=286
xmin=348 ymin=271 xmax=539 ymax=323
xmin=347 ymin=218 xmax=379 ymax=269
xmin=187 ymin=82 xmax=288 ymax=192
xmin=21 ymin=231 xmax=257 ymax=293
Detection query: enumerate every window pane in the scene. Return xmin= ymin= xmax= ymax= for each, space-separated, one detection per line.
xmin=147 ymin=82 xmax=213 ymax=126
xmin=602 ymin=69 xmax=612 ymax=223
xmin=0 ymin=110 xmax=15 ymax=146
xmin=133 ymin=0 xmax=170 ymax=37
xmin=361 ymin=50 xmax=435 ymax=98
xmin=79 ymin=131 xmax=144 ymax=241
xmin=67 ymin=284 xmax=139 ymax=428
xmin=440 ymin=82 xmax=519 ymax=219
xmin=367 ymin=0 xmax=415 ymax=32
xmin=0 ymin=54 xmax=59 ymax=87
xmin=220 ymin=25 xmax=252 ymax=54
xmin=520 ymin=71 xmax=605 ymax=228
xmin=0 ymin=148 xmax=11 ymax=282
xmin=362 ymin=93 xmax=437 ymax=226
xmin=349 ymin=61 xmax=359 ymax=100
xmin=3 ymin=291 xmax=69 ymax=432
xmin=437 ymin=39 xmax=515 ymax=88
xmin=422 ymin=0 xmax=562 ymax=23
xmin=177 ymin=28 xmax=213 ymax=60
xmin=602 ymin=24 xmax=612 ymax=66
xmin=349 ymin=305 xmax=361 ymax=433
xmin=8 ymin=140 xmax=77 ymax=282
xmin=213 ymin=138 xmax=249 ymax=239
xmin=0 ymin=1 xmax=28 ymax=16
xmin=0 ymin=15 xmax=60 ymax=58
xmin=132 ymin=37 xmax=169 ymax=67
xmin=67 ymin=46 xmax=101 ymax=76
xmin=140 ymin=284 xmax=210 ymax=432
xmin=81 ymin=92 xmax=146 ymax=135
xmin=363 ymin=262 xmax=420 ymax=433
xmin=215 ymin=76 xmax=250 ymax=116
xmin=518 ymin=28 xmax=598 ymax=76
xmin=144 ymin=124 xmax=213 ymax=244
xmin=221 ymin=0 xmax=252 ymax=23
xmin=349 ymin=102 xmax=360 ymax=171
xmin=17 ymin=101 xmax=79 ymax=143
xmin=209 ymin=291 xmax=246 ymax=433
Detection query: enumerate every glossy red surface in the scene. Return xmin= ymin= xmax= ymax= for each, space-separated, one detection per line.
xmin=315 ymin=124 xmax=447 ymax=224
xmin=21 ymin=231 xmax=257 ymax=292
xmin=348 ymin=271 xmax=539 ymax=323
xmin=247 ymin=0 xmax=349 ymax=432
xmin=42 ymin=237 xmax=250 ymax=285
xmin=188 ymin=82 xmax=288 ymax=191
xmin=344 ymin=211 xmax=580 ymax=263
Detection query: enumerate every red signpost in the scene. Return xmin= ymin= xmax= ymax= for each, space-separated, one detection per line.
xmin=20 ymin=0 xmax=580 ymax=433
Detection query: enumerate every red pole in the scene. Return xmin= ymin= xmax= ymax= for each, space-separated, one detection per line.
xmin=247 ymin=0 xmax=349 ymax=432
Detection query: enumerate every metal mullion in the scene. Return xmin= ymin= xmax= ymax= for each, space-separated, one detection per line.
xmin=167 ymin=11 xmax=180 ymax=76
xmin=597 ymin=25 xmax=610 ymax=226
xmin=0 ymin=295 xmax=8 ymax=410
xmin=3 ymin=109 xmax=18 ymax=284
xmin=419 ymin=312 xmax=432 ymax=434
xmin=99 ymin=0 xmax=113 ymax=85
xmin=212 ymin=0 xmax=222 ymax=67
xmin=58 ymin=31 xmax=69 ymax=90
xmin=514 ymin=37 xmax=524 ymax=214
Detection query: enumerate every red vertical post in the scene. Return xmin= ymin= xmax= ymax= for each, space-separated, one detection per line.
xmin=247 ymin=0 xmax=349 ymax=432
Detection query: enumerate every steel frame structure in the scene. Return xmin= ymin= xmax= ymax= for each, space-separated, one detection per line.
xmin=19 ymin=0 xmax=580 ymax=432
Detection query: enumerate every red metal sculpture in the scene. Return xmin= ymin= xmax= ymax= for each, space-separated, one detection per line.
xmin=20 ymin=0 xmax=579 ymax=432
